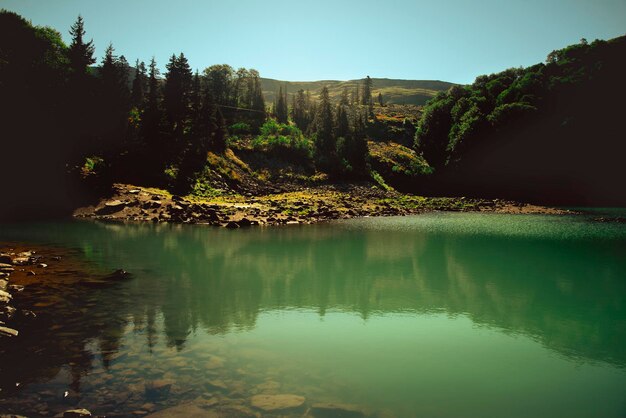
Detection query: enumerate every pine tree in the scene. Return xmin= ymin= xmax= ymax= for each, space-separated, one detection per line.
xmin=163 ymin=53 xmax=193 ymax=130
xmin=335 ymin=104 xmax=350 ymax=139
xmin=362 ymin=76 xmax=373 ymax=106
xmin=293 ymin=89 xmax=309 ymax=131
xmin=249 ymin=69 xmax=266 ymax=132
xmin=68 ymin=15 xmax=96 ymax=78
xmin=130 ymin=60 xmax=147 ymax=108
xmin=313 ymin=86 xmax=335 ymax=165
xmin=340 ymin=87 xmax=350 ymax=106
xmin=276 ymin=86 xmax=289 ymax=123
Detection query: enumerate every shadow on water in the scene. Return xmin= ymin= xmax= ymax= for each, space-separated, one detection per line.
xmin=0 ymin=212 xmax=625 ymax=415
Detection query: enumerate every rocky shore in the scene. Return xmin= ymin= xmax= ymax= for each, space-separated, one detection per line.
xmin=73 ymin=183 xmax=570 ymax=227
xmin=0 ymin=249 xmax=41 ymax=340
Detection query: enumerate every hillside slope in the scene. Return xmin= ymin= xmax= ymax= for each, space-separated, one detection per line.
xmin=261 ymin=77 xmax=455 ymax=105
xmin=413 ymin=35 xmax=626 ymax=205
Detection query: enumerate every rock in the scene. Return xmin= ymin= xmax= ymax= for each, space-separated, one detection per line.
xmin=11 ymin=257 xmax=30 ymax=266
xmin=250 ymin=394 xmax=305 ymax=412
xmin=26 ymin=270 xmax=36 ymax=276
xmin=108 ymin=269 xmax=131 ymax=280
xmin=310 ymin=402 xmax=365 ymax=418
xmin=38 ymin=263 xmax=48 ymax=268
xmin=8 ymin=284 xmax=24 ymax=292
xmin=145 ymin=379 xmax=174 ymax=399
xmin=63 ymin=409 xmax=92 ymax=418
xmin=0 ymin=254 xmax=12 ymax=264
xmin=0 ymin=262 xmax=14 ymax=270
xmin=129 ymin=189 xmax=141 ymax=194
xmin=0 ymin=326 xmax=19 ymax=337
xmin=144 ymin=403 xmax=217 ymax=418
xmin=238 ymin=218 xmax=253 ymax=227
xmin=0 ymin=272 xmax=8 ymax=277
xmin=225 ymin=221 xmax=240 ymax=229
xmin=0 ymin=289 xmax=12 ymax=303
xmin=205 ymin=379 xmax=228 ymax=391
xmin=0 ymin=279 xmax=7 ymax=290
xmin=1 ymin=305 xmax=16 ymax=318
xmin=96 ymin=200 xmax=127 ymax=214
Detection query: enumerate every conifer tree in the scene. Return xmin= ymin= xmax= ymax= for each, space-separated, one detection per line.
xmin=313 ymin=86 xmax=335 ymax=165
xmin=276 ymin=86 xmax=289 ymax=123
xmin=68 ymin=15 xmax=95 ymax=78
xmin=130 ymin=60 xmax=147 ymax=108
xmin=163 ymin=53 xmax=193 ymax=130
xmin=293 ymin=89 xmax=309 ymax=131
xmin=362 ymin=76 xmax=373 ymax=106
xmin=340 ymin=87 xmax=350 ymax=106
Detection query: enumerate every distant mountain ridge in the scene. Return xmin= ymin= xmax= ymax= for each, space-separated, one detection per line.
xmin=260 ymin=77 xmax=456 ymax=105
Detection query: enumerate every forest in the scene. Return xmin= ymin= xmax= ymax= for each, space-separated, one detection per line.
xmin=1 ymin=10 xmax=625 ymax=220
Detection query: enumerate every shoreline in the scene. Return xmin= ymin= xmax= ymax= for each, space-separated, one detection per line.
xmin=72 ymin=183 xmax=571 ymax=228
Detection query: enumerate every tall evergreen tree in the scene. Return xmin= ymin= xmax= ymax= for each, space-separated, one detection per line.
xmin=313 ymin=86 xmax=335 ymax=164
xmin=293 ymin=89 xmax=310 ymax=131
xmin=361 ymin=76 xmax=373 ymax=106
xmin=276 ymin=86 xmax=289 ymax=123
xmin=130 ymin=60 xmax=147 ymax=108
xmin=163 ymin=53 xmax=193 ymax=131
xmin=340 ymin=87 xmax=350 ymax=106
xmin=67 ymin=15 xmax=95 ymax=78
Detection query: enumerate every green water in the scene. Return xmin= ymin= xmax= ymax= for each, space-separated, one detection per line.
xmin=1 ymin=212 xmax=625 ymax=417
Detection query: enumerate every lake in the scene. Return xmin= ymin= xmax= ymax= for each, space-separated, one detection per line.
xmin=1 ymin=211 xmax=625 ymax=417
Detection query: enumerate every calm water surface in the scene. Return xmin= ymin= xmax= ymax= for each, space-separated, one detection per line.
xmin=1 ymin=212 xmax=625 ymax=417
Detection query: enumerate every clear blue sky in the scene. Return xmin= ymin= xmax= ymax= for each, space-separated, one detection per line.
xmin=2 ymin=0 xmax=625 ymax=84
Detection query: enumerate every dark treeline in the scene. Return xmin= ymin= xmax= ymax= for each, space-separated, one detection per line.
xmin=0 ymin=11 xmax=376 ymax=218
xmin=414 ymin=35 xmax=626 ymax=205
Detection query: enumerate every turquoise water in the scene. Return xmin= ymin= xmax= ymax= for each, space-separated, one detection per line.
xmin=0 ymin=212 xmax=625 ymax=417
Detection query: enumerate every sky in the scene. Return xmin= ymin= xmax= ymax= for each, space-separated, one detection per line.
xmin=2 ymin=0 xmax=625 ymax=84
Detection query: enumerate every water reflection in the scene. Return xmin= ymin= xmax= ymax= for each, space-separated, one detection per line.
xmin=5 ymin=215 xmax=626 ymax=364
xmin=1 ymin=215 xmax=625 ymax=416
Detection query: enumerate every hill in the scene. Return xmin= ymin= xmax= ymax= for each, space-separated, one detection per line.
xmin=413 ymin=35 xmax=626 ymax=205
xmin=260 ymin=77 xmax=455 ymax=105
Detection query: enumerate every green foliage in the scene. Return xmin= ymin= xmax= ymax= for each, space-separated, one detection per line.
xmin=229 ymin=122 xmax=252 ymax=135
xmin=253 ymin=120 xmax=313 ymax=161
xmin=371 ymin=170 xmax=392 ymax=191
xmin=82 ymin=156 xmax=105 ymax=175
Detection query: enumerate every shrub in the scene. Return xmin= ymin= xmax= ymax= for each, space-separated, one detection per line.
xmin=253 ymin=120 xmax=314 ymax=162
xmin=229 ymin=122 xmax=252 ymax=135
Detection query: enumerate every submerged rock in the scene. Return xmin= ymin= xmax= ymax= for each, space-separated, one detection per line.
xmin=144 ymin=403 xmax=214 ymax=418
xmin=310 ymin=402 xmax=366 ymax=418
xmin=145 ymin=379 xmax=174 ymax=400
xmin=250 ymin=394 xmax=305 ymax=411
xmin=0 ymin=289 xmax=12 ymax=303
xmin=63 ymin=409 xmax=92 ymax=418
xmin=0 ymin=326 xmax=19 ymax=337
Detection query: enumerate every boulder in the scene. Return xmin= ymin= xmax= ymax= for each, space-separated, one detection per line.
xmin=0 ymin=254 xmax=12 ymax=264
xmin=250 ymin=394 xmax=305 ymax=412
xmin=225 ymin=221 xmax=240 ymax=229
